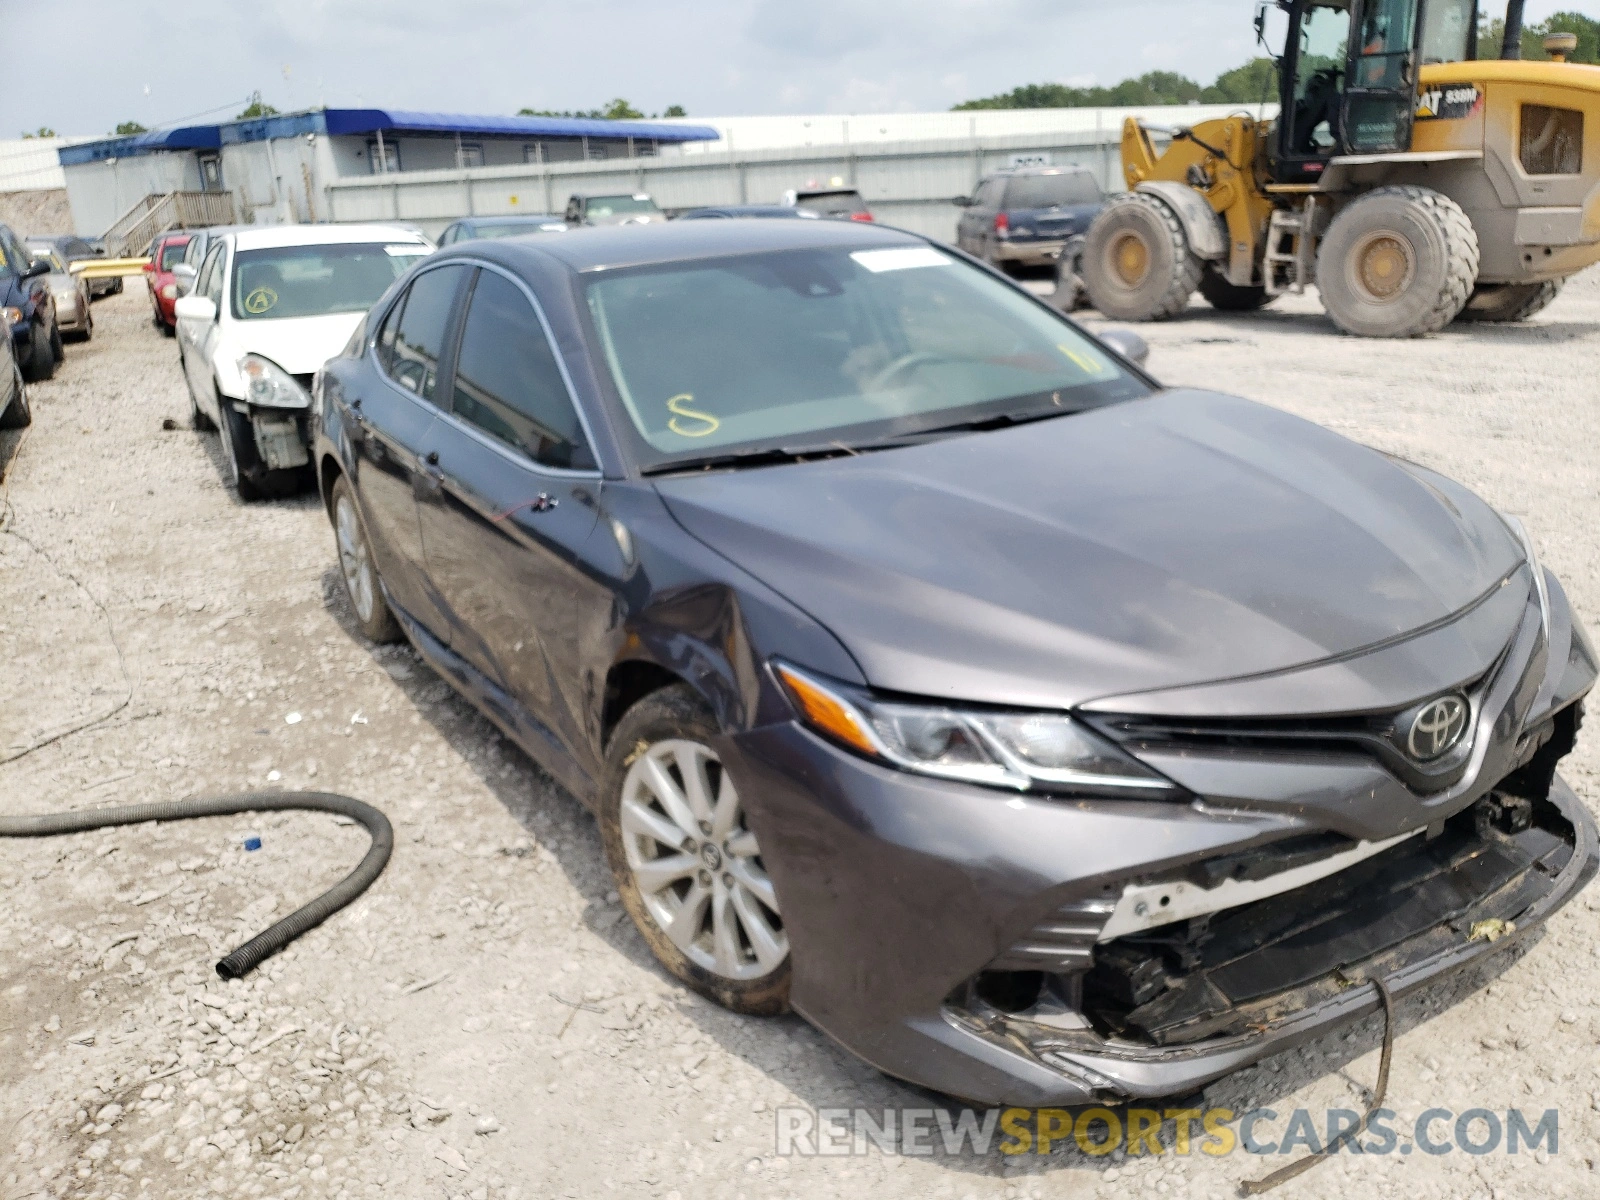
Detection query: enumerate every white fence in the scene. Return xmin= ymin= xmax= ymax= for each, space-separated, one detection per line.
xmin=325 ymin=105 xmax=1278 ymax=243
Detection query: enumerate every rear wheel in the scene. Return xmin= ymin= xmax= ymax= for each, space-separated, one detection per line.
xmin=330 ymin=475 xmax=401 ymax=643
xmin=1082 ymin=193 xmax=1203 ymax=321
xmin=1316 ymin=185 xmax=1478 ymax=338
xmin=1198 ymin=267 xmax=1275 ymax=312
xmin=0 ymin=361 xmax=30 ymax=429
xmin=1456 ymin=280 xmax=1563 ymax=323
xmin=600 ymin=685 xmax=791 ymax=1016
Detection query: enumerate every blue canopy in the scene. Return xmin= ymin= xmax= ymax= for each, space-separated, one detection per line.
xmin=58 ymin=125 xmax=220 ymax=165
xmin=320 ymin=108 xmax=720 ymax=144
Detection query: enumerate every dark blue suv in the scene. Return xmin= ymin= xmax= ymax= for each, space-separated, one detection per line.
xmin=0 ymin=223 xmax=61 ymax=382
xmin=955 ymin=166 xmax=1105 ymax=273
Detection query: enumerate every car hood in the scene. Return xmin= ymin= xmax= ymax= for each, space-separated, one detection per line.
xmin=223 ymin=312 xmax=366 ymax=377
xmin=655 ymin=390 xmax=1524 ymax=711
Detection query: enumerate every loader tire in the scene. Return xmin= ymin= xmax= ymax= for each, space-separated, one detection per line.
xmin=1455 ymin=280 xmax=1563 ymax=323
xmin=1316 ymin=185 xmax=1478 ymax=338
xmin=1198 ymin=267 xmax=1275 ymax=312
xmin=1082 ymin=193 xmax=1203 ymax=321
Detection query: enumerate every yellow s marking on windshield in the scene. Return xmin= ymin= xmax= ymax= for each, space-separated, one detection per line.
xmin=244 ymin=287 xmax=278 ymax=315
xmin=1057 ymin=343 xmax=1108 ymax=375
xmin=666 ymin=393 xmax=721 ymax=438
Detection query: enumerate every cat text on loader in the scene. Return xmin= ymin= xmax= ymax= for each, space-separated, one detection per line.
xmin=1080 ymin=0 xmax=1600 ymax=337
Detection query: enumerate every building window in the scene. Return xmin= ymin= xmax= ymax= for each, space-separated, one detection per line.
xmin=367 ymin=139 xmax=401 ymax=174
xmin=635 ymin=140 xmax=659 ymax=158
xmin=1520 ymin=105 xmax=1583 ymax=176
xmin=523 ymin=143 xmax=544 ymax=165
xmin=455 ymin=142 xmax=484 ymax=169
xmin=587 ymin=143 xmax=609 ymax=161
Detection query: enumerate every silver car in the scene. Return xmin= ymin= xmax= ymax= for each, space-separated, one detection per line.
xmin=24 ymin=242 xmax=92 ymax=341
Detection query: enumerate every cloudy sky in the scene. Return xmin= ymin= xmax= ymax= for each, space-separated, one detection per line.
xmin=15 ymin=0 xmax=1582 ymax=135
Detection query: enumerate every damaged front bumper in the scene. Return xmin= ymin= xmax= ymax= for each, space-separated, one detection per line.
xmin=728 ymin=563 xmax=1599 ymax=1107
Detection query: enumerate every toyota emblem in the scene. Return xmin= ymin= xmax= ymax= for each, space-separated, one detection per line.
xmin=1407 ymin=695 xmax=1468 ymax=761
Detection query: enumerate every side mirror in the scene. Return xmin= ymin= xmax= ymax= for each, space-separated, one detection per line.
xmin=171 ymin=263 xmax=198 ymax=293
xmin=1096 ymin=328 xmax=1151 ymax=369
xmin=174 ymin=295 xmax=217 ymax=323
xmin=23 ymin=259 xmax=52 ymax=279
xmin=142 ymin=261 xmax=156 ymax=273
xmin=953 ymin=195 xmax=973 ymax=207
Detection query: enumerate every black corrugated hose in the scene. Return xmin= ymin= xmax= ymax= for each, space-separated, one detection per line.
xmin=0 ymin=791 xmax=392 ymax=979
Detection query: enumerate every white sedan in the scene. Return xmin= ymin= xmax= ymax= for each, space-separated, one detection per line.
xmin=174 ymin=224 xmax=432 ymax=500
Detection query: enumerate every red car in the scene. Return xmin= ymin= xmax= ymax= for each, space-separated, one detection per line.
xmin=144 ymin=232 xmax=193 ymax=336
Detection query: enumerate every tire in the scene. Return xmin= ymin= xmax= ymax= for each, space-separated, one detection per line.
xmin=1198 ymin=266 xmax=1275 ymax=312
xmin=186 ymin=361 xmax=215 ymax=432
xmin=1081 ymin=193 xmax=1204 ymax=321
xmin=21 ymin=322 xmax=55 ymax=383
xmin=1316 ymin=185 xmax=1479 ymax=338
xmin=1048 ymin=235 xmax=1088 ymax=312
xmin=161 ymin=319 xmax=176 ymax=338
xmin=329 ymin=474 xmax=401 ymax=643
xmin=216 ymin=397 xmax=266 ymax=501
xmin=49 ymin=322 xmax=64 ymax=363
xmin=1456 ymin=280 xmax=1563 ymax=323
xmin=599 ymin=685 xmax=791 ymax=1016
xmin=0 ymin=362 xmax=30 ymax=430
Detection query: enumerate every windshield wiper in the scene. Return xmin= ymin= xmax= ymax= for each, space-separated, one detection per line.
xmin=642 ymin=444 xmax=862 ymax=476
xmin=891 ymin=405 xmax=1080 ymax=441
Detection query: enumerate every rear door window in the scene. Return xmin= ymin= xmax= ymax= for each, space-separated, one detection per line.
xmin=449 ymin=269 xmax=590 ymax=469
xmin=1003 ymin=173 xmax=1103 ymax=209
xmin=383 ymin=265 xmax=466 ymax=402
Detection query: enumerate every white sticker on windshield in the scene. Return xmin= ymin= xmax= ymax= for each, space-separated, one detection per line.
xmin=384 ymin=244 xmax=429 ymax=256
xmin=850 ymin=247 xmax=952 ymax=273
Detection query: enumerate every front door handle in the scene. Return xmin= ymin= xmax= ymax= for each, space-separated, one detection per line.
xmin=529 ymin=492 xmax=558 ymax=513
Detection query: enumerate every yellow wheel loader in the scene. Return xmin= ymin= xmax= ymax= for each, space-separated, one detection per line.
xmin=1081 ymin=0 xmax=1600 ymax=336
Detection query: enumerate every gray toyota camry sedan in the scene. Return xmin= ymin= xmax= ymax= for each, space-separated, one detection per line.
xmin=312 ymin=218 xmax=1596 ymax=1107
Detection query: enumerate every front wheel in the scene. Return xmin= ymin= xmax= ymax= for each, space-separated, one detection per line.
xmin=49 ymin=322 xmax=64 ymax=364
xmin=600 ymin=685 xmax=791 ymax=1016
xmin=1316 ymin=185 xmax=1479 ymax=337
xmin=21 ymin=322 xmax=55 ymax=383
xmin=1081 ymin=193 xmax=1203 ymax=321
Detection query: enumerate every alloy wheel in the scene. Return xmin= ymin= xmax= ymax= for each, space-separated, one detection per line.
xmin=335 ymin=494 xmax=376 ymax=623
xmin=619 ymin=739 xmax=787 ymax=982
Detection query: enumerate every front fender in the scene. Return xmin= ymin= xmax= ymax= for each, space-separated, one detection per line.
xmin=1135 ymin=181 xmax=1228 ymax=261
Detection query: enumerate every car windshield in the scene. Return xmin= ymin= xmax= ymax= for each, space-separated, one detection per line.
xmin=27 ymin=246 xmax=66 ymax=272
xmin=586 ymin=195 xmax=659 ymax=217
xmin=230 ymin=242 xmax=429 ymax=320
xmin=470 ymin=221 xmax=565 ymax=238
xmin=1004 ymin=173 xmax=1103 ymax=209
xmin=795 ymin=191 xmax=868 ymax=216
xmin=159 ymin=241 xmax=189 ymax=270
xmin=585 ymin=243 xmax=1149 ymax=468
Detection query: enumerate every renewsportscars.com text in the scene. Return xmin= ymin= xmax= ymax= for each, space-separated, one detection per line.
xmin=773 ymin=1105 xmax=1559 ymax=1159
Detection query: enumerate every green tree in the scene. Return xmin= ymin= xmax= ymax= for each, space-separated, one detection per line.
xmin=1202 ymin=57 xmax=1279 ymax=104
xmin=114 ymin=121 xmax=149 ymax=135
xmin=1479 ymin=11 xmax=1599 ymax=61
xmin=237 ymin=92 xmax=280 ymax=119
xmin=662 ymin=104 xmax=687 ymax=118
xmin=955 ymin=70 xmax=1207 ymax=111
xmin=602 ymin=97 xmax=644 ymax=119
xmin=517 ymin=99 xmax=659 ymax=120
xmin=21 ymin=125 xmax=57 ymax=139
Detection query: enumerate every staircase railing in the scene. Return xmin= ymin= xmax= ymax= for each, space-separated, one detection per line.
xmin=102 ymin=191 xmax=239 ymax=257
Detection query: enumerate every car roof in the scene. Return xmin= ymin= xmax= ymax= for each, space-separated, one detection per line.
xmin=465 ymin=216 xmax=925 ymax=274
xmin=460 ymin=214 xmax=563 ymax=225
xmin=683 ymin=205 xmax=814 ymax=218
xmin=988 ymin=165 xmax=1093 ymax=178
xmin=230 ymin=223 xmax=428 ymax=251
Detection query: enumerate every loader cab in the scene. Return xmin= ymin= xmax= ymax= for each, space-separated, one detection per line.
xmin=1270 ymin=0 xmax=1467 ymax=183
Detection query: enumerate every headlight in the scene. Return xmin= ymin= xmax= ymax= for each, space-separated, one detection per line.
xmin=1501 ymin=511 xmax=1550 ymax=634
xmin=239 ymin=354 xmax=311 ymax=409
xmin=774 ymin=662 xmax=1176 ymax=795
xmin=160 ymin=283 xmax=178 ymax=300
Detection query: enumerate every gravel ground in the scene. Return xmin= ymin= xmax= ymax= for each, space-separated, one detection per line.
xmin=3 ymin=273 xmax=1600 ymax=1200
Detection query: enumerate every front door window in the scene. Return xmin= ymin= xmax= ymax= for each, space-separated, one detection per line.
xmin=1287 ymin=3 xmax=1351 ymax=157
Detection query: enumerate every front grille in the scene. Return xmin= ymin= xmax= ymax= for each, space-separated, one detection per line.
xmin=991 ymin=896 xmax=1116 ymax=973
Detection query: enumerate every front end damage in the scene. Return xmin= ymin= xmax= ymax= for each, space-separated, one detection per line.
xmin=932 ymin=565 xmax=1599 ymax=1104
